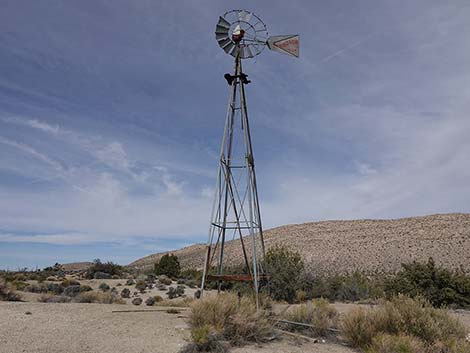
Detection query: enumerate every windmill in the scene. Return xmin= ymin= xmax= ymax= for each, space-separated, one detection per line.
xmin=200 ymin=9 xmax=299 ymax=307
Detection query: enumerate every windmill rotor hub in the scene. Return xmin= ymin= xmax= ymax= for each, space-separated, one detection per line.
xmin=215 ymin=9 xmax=300 ymax=59
xmin=231 ymin=25 xmax=245 ymax=42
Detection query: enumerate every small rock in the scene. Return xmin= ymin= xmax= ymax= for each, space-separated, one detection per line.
xmin=25 ymin=311 xmax=32 ymax=315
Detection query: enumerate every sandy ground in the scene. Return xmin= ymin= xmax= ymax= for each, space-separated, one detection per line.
xmin=1 ymin=298 xmax=469 ymax=353
xmin=0 ymin=302 xmax=190 ymax=353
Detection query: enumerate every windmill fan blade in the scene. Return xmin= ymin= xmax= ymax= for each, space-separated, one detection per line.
xmin=216 ymin=32 xmax=229 ymax=40
xmin=238 ymin=10 xmax=252 ymax=22
xmin=218 ymin=37 xmax=232 ymax=49
xmin=217 ymin=16 xmax=231 ymax=29
xmin=230 ymin=46 xmax=240 ymax=58
xmin=242 ymin=46 xmax=253 ymax=58
xmin=216 ymin=25 xmax=230 ymax=34
xmin=223 ymin=42 xmax=235 ymax=54
xmin=267 ymin=35 xmax=300 ymax=58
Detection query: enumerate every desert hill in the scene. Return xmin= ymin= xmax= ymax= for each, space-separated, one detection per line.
xmin=129 ymin=213 xmax=470 ymax=275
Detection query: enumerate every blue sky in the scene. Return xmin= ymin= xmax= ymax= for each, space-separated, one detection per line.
xmin=1 ymin=1 xmax=469 ymax=269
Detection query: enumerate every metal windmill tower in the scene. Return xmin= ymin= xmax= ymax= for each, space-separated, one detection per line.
xmin=200 ymin=10 xmax=299 ymax=306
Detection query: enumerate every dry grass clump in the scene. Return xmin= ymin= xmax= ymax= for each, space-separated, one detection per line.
xmin=283 ymin=298 xmax=338 ymax=336
xmin=0 ymin=278 xmax=22 ymax=301
xmin=155 ymin=297 xmax=194 ymax=307
xmin=179 ymin=325 xmax=227 ymax=353
xmin=366 ymin=334 xmax=425 ymax=353
xmin=340 ymin=295 xmax=467 ymax=351
xmin=188 ymin=293 xmax=273 ymax=346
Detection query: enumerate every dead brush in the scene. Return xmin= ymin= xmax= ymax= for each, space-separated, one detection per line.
xmin=0 ymin=278 xmax=22 ymax=301
xmin=366 ymin=334 xmax=426 ymax=353
xmin=188 ymin=293 xmax=274 ymax=346
xmin=283 ymin=298 xmax=338 ymax=337
xmin=340 ymin=295 xmax=467 ymax=350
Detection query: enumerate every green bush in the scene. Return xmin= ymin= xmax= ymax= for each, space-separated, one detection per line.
xmin=384 ymin=258 xmax=470 ymax=309
xmin=264 ymin=246 xmax=304 ymax=303
xmin=135 ymin=280 xmax=147 ymax=292
xmin=154 ymin=254 xmax=181 ymax=278
xmin=302 ymin=271 xmax=384 ymax=302
xmin=99 ymin=283 xmax=110 ymax=292
xmin=85 ymin=259 xmax=123 ymax=279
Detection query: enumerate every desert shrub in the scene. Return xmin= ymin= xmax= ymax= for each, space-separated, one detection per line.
xmin=429 ymin=338 xmax=470 ymax=353
xmin=146 ymin=274 xmax=156 ymax=284
xmin=63 ymin=285 xmax=82 ymax=297
xmin=120 ymin=288 xmax=131 ymax=298
xmin=60 ymin=279 xmax=80 ymax=287
xmin=99 ymin=283 xmax=110 ymax=292
xmin=167 ymin=287 xmax=177 ymax=299
xmin=135 ymin=280 xmax=147 ymax=292
xmin=189 ymin=292 xmax=273 ymax=346
xmin=11 ymin=280 xmax=28 ymax=291
xmin=155 ymin=297 xmax=194 ymax=307
xmin=93 ymin=272 xmax=111 ymax=279
xmin=154 ymin=254 xmax=181 ymax=278
xmin=384 ymin=258 xmax=470 ymax=309
xmin=176 ymin=285 xmax=185 ymax=296
xmin=85 ymin=259 xmax=123 ymax=279
xmin=340 ymin=295 xmax=467 ymax=350
xmin=180 ymin=269 xmax=203 ymax=281
xmin=295 ymin=289 xmax=308 ymax=303
xmin=126 ymin=279 xmax=135 ymax=285
xmin=264 ymin=246 xmax=304 ymax=303
xmin=154 ymin=295 xmax=163 ymax=302
xmin=0 ymin=279 xmax=22 ymax=301
xmin=159 ymin=275 xmax=172 ymax=285
xmin=132 ymin=297 xmax=143 ymax=305
xmin=145 ymin=297 xmax=156 ymax=306
xmin=24 ymin=283 xmax=47 ymax=293
xmin=283 ymin=298 xmax=338 ymax=336
xmin=46 ymin=282 xmax=64 ymax=295
xmin=74 ymin=291 xmax=124 ymax=304
xmin=366 ymin=334 xmax=426 ymax=353
xmin=179 ymin=325 xmax=227 ymax=353
xmin=79 ymin=285 xmax=93 ymax=292
xmin=303 ymin=271 xmax=384 ymax=302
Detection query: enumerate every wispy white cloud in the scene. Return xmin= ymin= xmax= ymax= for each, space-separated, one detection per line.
xmin=0 ymin=136 xmax=66 ymax=173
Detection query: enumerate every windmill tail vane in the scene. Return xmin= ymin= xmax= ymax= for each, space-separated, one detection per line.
xmin=200 ymin=9 xmax=299 ymax=309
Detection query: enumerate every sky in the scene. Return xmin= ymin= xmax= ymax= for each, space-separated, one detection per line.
xmin=1 ymin=1 xmax=469 ymax=269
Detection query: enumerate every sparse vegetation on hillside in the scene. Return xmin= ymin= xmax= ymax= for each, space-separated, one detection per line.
xmin=154 ymin=254 xmax=181 ymax=278
xmin=340 ymin=295 xmax=468 ymax=351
